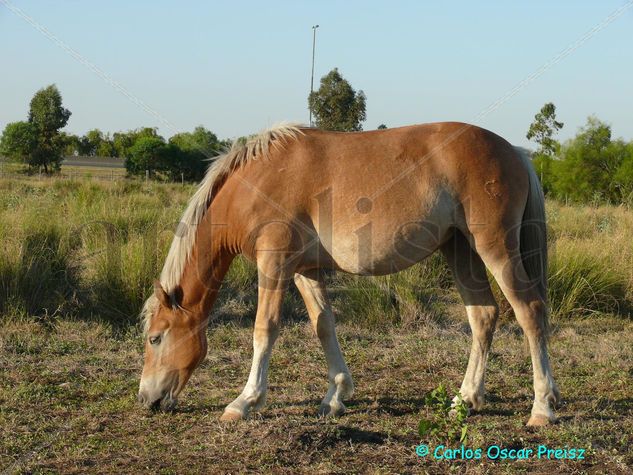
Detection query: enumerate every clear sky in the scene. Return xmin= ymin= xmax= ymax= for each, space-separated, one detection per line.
xmin=1 ymin=0 xmax=632 ymax=148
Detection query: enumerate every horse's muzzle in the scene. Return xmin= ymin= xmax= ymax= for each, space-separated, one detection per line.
xmin=138 ymin=390 xmax=176 ymax=411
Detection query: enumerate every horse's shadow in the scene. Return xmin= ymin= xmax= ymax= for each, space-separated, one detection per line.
xmin=166 ymin=393 xmax=633 ymax=431
xmin=171 ymin=393 xmax=529 ymax=418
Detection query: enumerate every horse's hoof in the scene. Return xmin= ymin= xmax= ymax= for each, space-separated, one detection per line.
xmin=318 ymin=402 xmax=345 ymax=418
xmin=220 ymin=409 xmax=244 ymax=422
xmin=449 ymin=406 xmax=472 ymax=418
xmin=526 ymin=414 xmax=555 ymax=427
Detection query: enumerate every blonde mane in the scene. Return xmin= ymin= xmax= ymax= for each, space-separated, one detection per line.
xmin=141 ymin=122 xmax=303 ymax=331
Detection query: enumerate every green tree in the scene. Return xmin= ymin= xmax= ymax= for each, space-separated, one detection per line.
xmin=79 ymin=129 xmax=116 ymax=157
xmin=168 ymin=126 xmax=224 ymax=180
xmin=77 ymin=136 xmax=92 ymax=155
xmin=125 ymin=136 xmax=167 ymax=176
xmin=169 ymin=126 xmax=221 ymax=157
xmin=81 ymin=129 xmax=104 ymax=156
xmin=526 ymin=103 xmax=564 ymax=157
xmin=113 ymin=127 xmax=160 ymax=158
xmin=0 ymin=121 xmax=38 ymax=163
xmin=161 ymin=144 xmax=195 ymax=181
xmin=377 ymin=124 xmax=388 ymax=130
xmin=28 ymin=84 xmax=71 ymax=172
xmin=308 ymin=68 xmax=366 ymax=131
xmin=611 ymin=140 xmax=633 ymax=202
xmin=551 ymin=117 xmax=622 ymax=203
xmin=97 ymin=133 xmax=116 ymax=157
xmin=61 ymin=132 xmax=81 ymax=156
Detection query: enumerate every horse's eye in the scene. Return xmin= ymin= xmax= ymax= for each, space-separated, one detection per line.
xmin=149 ymin=335 xmax=161 ymax=345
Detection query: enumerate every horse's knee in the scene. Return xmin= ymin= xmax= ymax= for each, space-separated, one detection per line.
xmin=469 ymin=304 xmax=499 ymax=338
xmin=313 ymin=311 xmax=335 ymax=340
xmin=515 ymin=299 xmax=547 ymax=337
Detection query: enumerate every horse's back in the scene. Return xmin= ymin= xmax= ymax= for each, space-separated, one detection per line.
xmin=219 ymin=122 xmax=528 ymax=274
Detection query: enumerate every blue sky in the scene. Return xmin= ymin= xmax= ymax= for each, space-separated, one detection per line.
xmin=1 ymin=1 xmax=632 ymax=147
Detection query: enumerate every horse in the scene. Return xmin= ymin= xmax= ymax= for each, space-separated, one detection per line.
xmin=137 ymin=122 xmax=560 ymax=426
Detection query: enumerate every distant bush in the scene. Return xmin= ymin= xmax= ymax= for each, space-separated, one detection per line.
xmin=123 ymin=126 xmax=224 ymax=182
xmin=533 ymin=116 xmax=633 ymax=204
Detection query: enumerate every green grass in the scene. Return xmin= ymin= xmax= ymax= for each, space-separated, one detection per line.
xmin=549 ymin=248 xmax=628 ymax=318
xmin=0 ymin=179 xmax=194 ymax=327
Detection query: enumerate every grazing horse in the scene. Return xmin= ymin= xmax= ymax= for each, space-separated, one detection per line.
xmin=138 ymin=122 xmax=560 ymax=426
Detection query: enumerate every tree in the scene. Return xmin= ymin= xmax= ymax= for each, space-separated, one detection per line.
xmin=79 ymin=129 xmax=103 ymax=156
xmin=526 ymin=102 xmax=563 ymax=157
xmin=162 ymin=145 xmax=199 ymax=181
xmin=0 ymin=121 xmax=38 ymax=162
xmin=377 ymin=124 xmax=387 ymax=130
xmin=97 ymin=136 xmax=116 ymax=157
xmin=168 ymin=126 xmax=225 ymax=180
xmin=308 ymin=68 xmax=366 ymax=131
xmin=28 ymin=85 xmax=71 ymax=172
xmin=613 ymin=141 xmax=633 ymax=202
xmin=78 ymin=129 xmax=116 ymax=157
xmin=169 ymin=126 xmax=222 ymax=156
xmin=113 ymin=127 xmax=160 ymax=158
xmin=527 ymin=114 xmax=633 ymax=204
xmin=125 ymin=136 xmax=167 ymax=176
xmin=61 ymin=132 xmax=81 ymax=156
xmin=550 ymin=117 xmax=625 ymax=203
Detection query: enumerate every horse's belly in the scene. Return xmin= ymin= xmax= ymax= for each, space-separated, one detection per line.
xmin=328 ymin=214 xmax=453 ymax=276
xmin=309 ymin=184 xmax=458 ymax=276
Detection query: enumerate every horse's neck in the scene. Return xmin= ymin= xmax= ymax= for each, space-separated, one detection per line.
xmin=178 ymin=241 xmax=234 ymax=321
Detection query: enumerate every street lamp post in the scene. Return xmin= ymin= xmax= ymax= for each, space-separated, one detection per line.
xmin=309 ymin=24 xmax=319 ymax=126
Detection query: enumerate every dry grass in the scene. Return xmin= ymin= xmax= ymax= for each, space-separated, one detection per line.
xmin=1 ymin=317 xmax=631 ymax=474
xmin=1 ymin=178 xmax=633 ymax=473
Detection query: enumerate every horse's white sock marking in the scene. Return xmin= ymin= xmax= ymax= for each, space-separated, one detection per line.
xmin=225 ymin=332 xmax=275 ymax=417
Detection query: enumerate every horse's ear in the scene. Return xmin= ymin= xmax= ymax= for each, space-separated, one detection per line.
xmin=154 ymin=280 xmax=172 ymax=309
xmin=172 ymin=285 xmax=184 ymax=307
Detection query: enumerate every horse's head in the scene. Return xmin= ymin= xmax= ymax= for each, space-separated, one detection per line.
xmin=138 ymin=281 xmax=207 ymax=411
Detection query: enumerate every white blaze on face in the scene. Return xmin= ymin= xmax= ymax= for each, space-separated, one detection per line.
xmin=138 ymin=329 xmax=180 ymax=409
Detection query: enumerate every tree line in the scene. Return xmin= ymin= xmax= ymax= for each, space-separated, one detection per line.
xmin=2 ymin=77 xmax=633 ymax=203
xmin=526 ymin=103 xmax=633 ymax=204
xmin=66 ymin=126 xmax=229 ymax=181
xmin=0 ymin=85 xmax=229 ymax=181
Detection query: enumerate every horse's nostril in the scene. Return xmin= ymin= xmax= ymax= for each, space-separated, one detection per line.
xmin=137 ymin=391 xmax=149 ymax=406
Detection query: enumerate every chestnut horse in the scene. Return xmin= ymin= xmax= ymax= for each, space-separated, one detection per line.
xmin=138 ymin=122 xmax=560 ymax=426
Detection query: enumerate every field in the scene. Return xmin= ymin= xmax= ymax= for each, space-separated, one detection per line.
xmin=1 ymin=177 xmax=632 ymax=474
xmin=0 ymin=160 xmax=127 ymax=181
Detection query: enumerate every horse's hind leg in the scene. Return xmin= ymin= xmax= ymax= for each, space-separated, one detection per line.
xmin=294 ymin=270 xmax=354 ymax=417
xmin=473 ymin=231 xmax=560 ymax=426
xmin=441 ymin=231 xmax=499 ymax=411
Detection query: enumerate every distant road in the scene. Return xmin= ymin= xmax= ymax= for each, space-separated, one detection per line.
xmin=63 ymin=156 xmax=125 ymax=168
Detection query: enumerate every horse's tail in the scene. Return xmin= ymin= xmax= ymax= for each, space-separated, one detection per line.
xmin=515 ymin=147 xmax=549 ymax=327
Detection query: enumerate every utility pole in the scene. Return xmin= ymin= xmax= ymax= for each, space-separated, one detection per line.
xmin=309 ymin=24 xmax=319 ymax=126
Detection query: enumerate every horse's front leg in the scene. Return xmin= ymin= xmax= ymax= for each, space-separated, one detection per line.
xmin=220 ymin=252 xmax=293 ymax=421
xmin=294 ymin=270 xmax=354 ymax=417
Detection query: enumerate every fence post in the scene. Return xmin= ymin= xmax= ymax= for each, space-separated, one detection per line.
xmin=181 ymin=172 xmax=184 ymax=185
xmin=146 ymin=170 xmax=149 ymax=181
